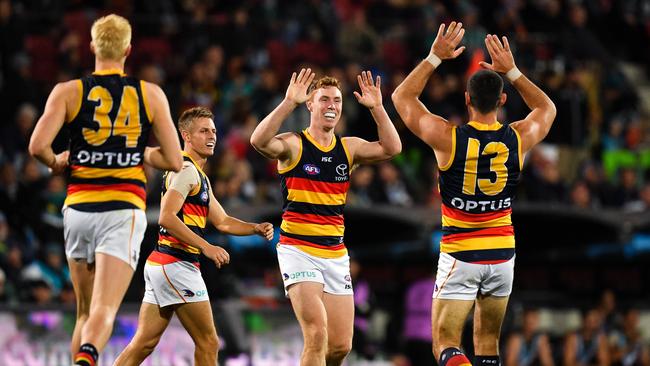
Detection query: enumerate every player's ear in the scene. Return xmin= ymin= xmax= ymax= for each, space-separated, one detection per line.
xmin=464 ymin=91 xmax=471 ymax=107
xmin=181 ymin=129 xmax=191 ymax=143
xmin=90 ymin=41 xmax=96 ymax=55
xmin=306 ymin=99 xmax=313 ymax=113
xmin=124 ymin=44 xmax=132 ymax=58
xmin=499 ymin=93 xmax=507 ymax=107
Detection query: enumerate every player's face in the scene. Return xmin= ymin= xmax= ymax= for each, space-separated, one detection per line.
xmin=188 ymin=117 xmax=217 ymax=157
xmin=308 ymin=86 xmax=342 ymax=130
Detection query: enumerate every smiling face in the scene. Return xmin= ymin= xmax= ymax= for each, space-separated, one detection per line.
xmin=182 ymin=117 xmax=217 ymax=158
xmin=307 ymin=86 xmax=342 ymax=131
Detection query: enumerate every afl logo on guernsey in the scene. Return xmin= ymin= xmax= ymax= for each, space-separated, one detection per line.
xmin=303 ymin=164 xmax=320 ymax=175
xmin=201 ymin=191 xmax=209 ymax=202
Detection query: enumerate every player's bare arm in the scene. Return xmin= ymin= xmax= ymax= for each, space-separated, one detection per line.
xmin=250 ymin=68 xmax=315 ymax=163
xmin=343 ymin=71 xmax=401 ymax=164
xmin=159 ymin=177 xmax=230 ymax=268
xmin=207 ymin=189 xmax=274 ymax=241
xmin=28 ymin=80 xmax=78 ymax=174
xmin=143 ymin=81 xmax=183 ymax=172
xmin=480 ymin=34 xmax=556 ymax=153
xmin=392 ymin=22 xmax=465 ymax=159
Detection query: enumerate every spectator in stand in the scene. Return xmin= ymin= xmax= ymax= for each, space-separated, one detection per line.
xmin=504 ymin=307 xmax=554 ymax=366
xmin=609 ymin=308 xmax=650 ymax=366
xmin=347 ymin=165 xmax=375 ymax=207
xmin=374 ymin=162 xmax=413 ymax=207
xmin=568 ymin=180 xmax=597 ymax=210
xmin=21 ymin=242 xmax=70 ymax=297
xmin=563 ymin=308 xmax=610 ymax=366
xmin=351 ymin=258 xmax=375 ymax=360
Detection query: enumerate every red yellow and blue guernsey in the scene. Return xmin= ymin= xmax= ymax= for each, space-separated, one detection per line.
xmin=438 ymin=121 xmax=523 ymax=264
xmin=279 ymin=130 xmax=352 ymax=259
xmin=152 ymin=153 xmax=210 ymax=265
xmin=64 ymin=70 xmax=153 ymax=212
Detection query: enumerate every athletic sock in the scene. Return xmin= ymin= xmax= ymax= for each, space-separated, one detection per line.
xmin=439 ymin=347 xmax=472 ymax=366
xmin=474 ymin=355 xmax=500 ymax=366
xmin=73 ymin=343 xmax=98 ymax=366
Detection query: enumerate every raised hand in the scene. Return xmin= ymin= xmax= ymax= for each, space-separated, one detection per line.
xmin=353 ymin=71 xmax=382 ymax=109
xmin=50 ymin=150 xmax=69 ymax=175
xmin=431 ymin=21 xmax=466 ymax=60
xmin=203 ymin=244 xmax=230 ymax=268
xmin=285 ymin=68 xmax=316 ymax=105
xmin=479 ymin=34 xmax=516 ymax=74
xmin=255 ymin=222 xmax=274 ymax=241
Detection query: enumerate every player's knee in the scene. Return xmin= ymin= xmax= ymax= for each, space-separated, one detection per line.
xmin=196 ymin=332 xmax=219 ymax=354
xmin=327 ymin=341 xmax=352 ymax=361
xmin=303 ymin=324 xmax=328 ymax=351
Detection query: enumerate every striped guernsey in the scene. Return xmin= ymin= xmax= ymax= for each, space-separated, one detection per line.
xmin=438 ymin=121 xmax=522 ymax=264
xmin=155 ymin=152 xmax=210 ymax=263
xmin=64 ymin=69 xmax=153 ymax=212
xmin=279 ymin=130 xmax=352 ymax=258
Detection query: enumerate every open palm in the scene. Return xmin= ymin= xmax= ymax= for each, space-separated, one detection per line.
xmin=285 ymin=68 xmax=316 ymax=105
xmin=353 ymin=71 xmax=382 ymax=109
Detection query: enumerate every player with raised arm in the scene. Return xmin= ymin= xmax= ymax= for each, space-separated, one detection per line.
xmin=250 ymin=69 xmax=401 ymax=365
xmin=392 ymin=22 xmax=556 ymax=365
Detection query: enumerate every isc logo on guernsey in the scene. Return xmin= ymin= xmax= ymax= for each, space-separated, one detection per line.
xmin=76 ymin=150 xmax=142 ymax=167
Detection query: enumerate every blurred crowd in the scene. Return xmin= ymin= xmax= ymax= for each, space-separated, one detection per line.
xmin=0 ymin=0 xmax=649 ymax=309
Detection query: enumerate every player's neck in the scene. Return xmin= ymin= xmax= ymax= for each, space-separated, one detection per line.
xmin=468 ymin=109 xmax=498 ymax=125
xmin=306 ymin=126 xmax=334 ymax=147
xmin=184 ymin=148 xmax=207 ymax=169
xmin=94 ymin=58 xmax=125 ymax=73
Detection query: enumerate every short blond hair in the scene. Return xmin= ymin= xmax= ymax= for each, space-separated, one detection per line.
xmin=178 ymin=107 xmax=214 ymax=132
xmin=91 ymin=14 xmax=131 ymax=61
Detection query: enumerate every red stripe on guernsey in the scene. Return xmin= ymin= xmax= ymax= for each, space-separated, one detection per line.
xmin=285 ymin=177 xmax=349 ymax=194
xmin=147 ymin=250 xmax=181 ymax=265
xmin=472 ymin=259 xmax=509 ymax=264
xmin=280 ymin=235 xmax=346 ymax=250
xmin=67 ymin=183 xmax=146 ymax=199
xmin=282 ymin=211 xmax=344 ymax=226
xmin=442 ymin=203 xmax=511 ymax=222
xmin=441 ymin=226 xmax=514 ymax=242
xmin=159 ymin=233 xmax=180 ymax=244
xmin=183 ymin=202 xmax=208 ymax=217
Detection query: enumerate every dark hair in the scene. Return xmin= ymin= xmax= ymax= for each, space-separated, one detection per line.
xmin=467 ymin=70 xmax=504 ymax=114
xmin=178 ymin=106 xmax=214 ymax=132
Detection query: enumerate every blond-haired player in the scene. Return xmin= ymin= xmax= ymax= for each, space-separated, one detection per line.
xmin=29 ymin=14 xmax=182 ymax=366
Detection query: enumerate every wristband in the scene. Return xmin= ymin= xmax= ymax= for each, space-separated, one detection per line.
xmin=506 ymin=67 xmax=522 ymax=82
xmin=425 ymin=53 xmax=442 ymax=68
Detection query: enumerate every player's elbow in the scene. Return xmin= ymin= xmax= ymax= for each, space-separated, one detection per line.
xmin=249 ymin=133 xmax=265 ymax=151
xmin=385 ymin=141 xmax=402 ymax=158
xmin=158 ymin=211 xmax=174 ymax=229
xmin=169 ymin=153 xmax=183 ymax=172
xmin=28 ymin=139 xmax=46 ymax=159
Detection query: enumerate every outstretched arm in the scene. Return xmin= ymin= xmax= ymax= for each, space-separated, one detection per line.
xmin=344 ymin=71 xmax=401 ymax=164
xmin=391 ymin=22 xmax=465 ymax=152
xmin=480 ymin=34 xmax=556 ymax=153
xmin=250 ymin=68 xmax=315 ymax=161
xmin=207 ymin=189 xmax=274 ymax=240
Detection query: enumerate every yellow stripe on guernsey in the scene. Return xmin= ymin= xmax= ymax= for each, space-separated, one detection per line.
xmin=65 ymin=190 xmax=146 ymax=210
xmin=287 ymin=189 xmax=346 ymax=206
xmin=281 ymin=221 xmax=345 ymax=237
xmin=183 ymin=214 xmax=207 ymax=228
xmin=70 ymin=166 xmax=146 ymax=182
xmin=441 ymin=214 xmax=512 ymax=229
xmin=291 ymin=245 xmax=348 ymax=259
xmin=158 ymin=238 xmax=201 ymax=255
xmin=441 ymin=236 xmax=515 ymax=254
